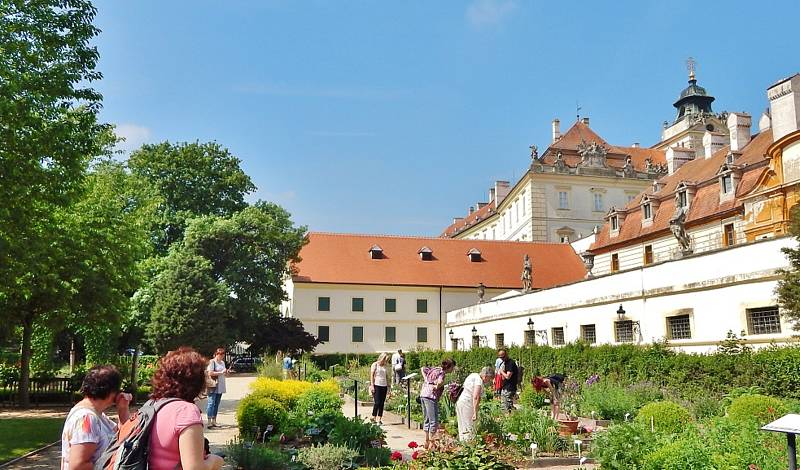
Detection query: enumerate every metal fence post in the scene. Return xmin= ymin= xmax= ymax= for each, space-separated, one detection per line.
xmin=353 ymin=379 xmax=359 ymax=418
xmin=406 ymin=377 xmax=411 ymax=429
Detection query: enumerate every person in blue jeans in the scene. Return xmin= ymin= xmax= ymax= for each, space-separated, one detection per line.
xmin=206 ymin=347 xmax=229 ymax=428
xmin=419 ymin=358 xmax=456 ymax=450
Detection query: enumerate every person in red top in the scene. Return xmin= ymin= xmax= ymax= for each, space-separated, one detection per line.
xmin=148 ymin=347 xmax=223 ymax=470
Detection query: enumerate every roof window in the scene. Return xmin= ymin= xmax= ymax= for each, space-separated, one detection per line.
xmin=369 ymin=245 xmax=383 ymax=259
xmin=467 ymin=248 xmax=482 ymax=262
xmin=418 ymin=246 xmax=433 ymax=261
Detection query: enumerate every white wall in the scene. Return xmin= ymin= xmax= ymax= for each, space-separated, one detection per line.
xmin=287 ymin=283 xmax=507 ymax=353
xmin=446 ymin=237 xmax=796 ymax=353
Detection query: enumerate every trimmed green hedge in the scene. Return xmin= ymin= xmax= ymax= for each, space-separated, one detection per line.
xmin=311 ymin=342 xmax=800 ymax=399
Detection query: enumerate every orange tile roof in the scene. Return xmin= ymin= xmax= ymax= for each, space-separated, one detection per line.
xmin=293 ymin=233 xmax=587 ymax=289
xmin=590 ymin=130 xmax=773 ymax=253
xmin=440 ymin=200 xmax=497 ymax=237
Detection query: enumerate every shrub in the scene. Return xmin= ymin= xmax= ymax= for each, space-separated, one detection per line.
xmin=502 ymin=407 xmax=560 ymax=453
xmin=236 ymin=395 xmax=288 ymax=436
xmin=626 ymin=381 xmax=664 ymax=409
xmin=476 ymin=399 xmax=504 ymax=437
xmin=635 ymin=401 xmax=691 ymax=435
xmin=249 ymin=378 xmax=339 ymax=409
xmin=418 ymin=441 xmax=515 ymax=470
xmin=726 ymin=394 xmax=788 ymax=426
xmin=518 ymin=386 xmax=546 ymax=409
xmin=643 ymin=433 xmax=712 ymax=470
xmin=294 ymin=386 xmax=343 ymax=417
xmin=296 ymin=443 xmax=359 ymax=470
xmin=704 ymin=416 xmax=789 ymax=470
xmin=328 ymin=416 xmax=385 ymax=453
xmin=363 ymin=447 xmax=391 ymax=467
xmin=224 ymin=439 xmax=288 ymax=470
xmin=256 ymin=361 xmax=283 ymax=379
xmin=580 ymin=382 xmax=638 ymax=421
xmin=592 ymin=422 xmax=658 ymax=470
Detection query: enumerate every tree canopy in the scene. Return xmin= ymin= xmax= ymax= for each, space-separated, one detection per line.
xmin=777 ymin=205 xmax=800 ymax=329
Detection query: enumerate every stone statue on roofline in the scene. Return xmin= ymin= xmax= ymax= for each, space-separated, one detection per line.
xmin=477 ymin=282 xmax=486 ymax=303
xmin=622 ymin=156 xmax=636 ymax=178
xmin=521 ymin=254 xmax=533 ymax=292
xmin=529 ymin=144 xmax=538 ymax=162
xmin=669 ymin=208 xmax=692 ymax=256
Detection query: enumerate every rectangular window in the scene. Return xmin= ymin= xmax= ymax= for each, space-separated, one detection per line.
xmin=522 ymin=193 xmax=526 ymax=216
xmin=644 ymin=245 xmax=654 ymax=265
xmin=524 ymin=330 xmax=536 ymax=346
xmin=551 ymin=327 xmax=565 ymax=346
xmin=351 ymin=297 xmax=364 ymax=312
xmin=385 ymin=298 xmax=396 ymax=313
xmin=385 ymin=326 xmax=396 ymax=343
xmin=594 ymin=193 xmax=603 ymax=211
xmin=317 ymin=325 xmax=330 ymax=342
xmin=417 ymin=327 xmax=428 ymax=343
xmin=724 ymin=223 xmax=735 ymax=247
xmin=667 ymin=315 xmax=691 ymax=340
xmin=614 ymin=320 xmax=634 ymax=343
xmin=722 ymin=175 xmax=733 ymax=194
xmin=352 ymin=326 xmax=364 ymax=343
xmin=416 ymin=299 xmax=428 ymax=313
xmin=558 ymin=191 xmax=569 ymax=209
xmin=495 ymin=333 xmax=505 ymax=348
xmin=471 ymin=336 xmax=480 ymax=349
xmin=580 ymin=324 xmax=597 ymax=344
xmin=678 ymin=191 xmax=687 ymax=208
xmin=643 ymin=204 xmax=652 ymax=220
xmin=318 ymin=297 xmax=330 ymax=311
xmin=747 ymin=306 xmax=781 ymax=335
xmin=560 ymin=235 xmax=570 ymax=243
xmin=611 ymin=254 xmax=620 ymax=273
xmin=611 ymin=216 xmax=619 ymax=231
xmin=451 ymin=338 xmax=459 ymax=351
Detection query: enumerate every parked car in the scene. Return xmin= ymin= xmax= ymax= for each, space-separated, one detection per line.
xmin=229 ymin=356 xmax=261 ymax=373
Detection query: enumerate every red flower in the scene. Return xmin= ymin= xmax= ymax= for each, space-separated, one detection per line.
xmin=390 ymin=451 xmax=403 ymax=461
xmin=408 ymin=441 xmax=418 ymax=449
xmin=412 ymin=450 xmax=420 ymax=460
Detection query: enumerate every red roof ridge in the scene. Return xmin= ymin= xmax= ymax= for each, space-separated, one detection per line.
xmin=309 ymin=231 xmax=574 ymax=246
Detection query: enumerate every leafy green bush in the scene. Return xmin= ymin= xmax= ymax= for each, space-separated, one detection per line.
xmin=476 ymin=399 xmax=504 ymax=437
xmin=256 ymin=360 xmax=283 ymax=379
xmin=626 ymin=381 xmax=664 ymax=409
xmin=224 ymin=439 xmax=288 ymax=470
xmin=0 ymin=363 xmax=20 ymax=385
xmin=363 ymin=447 xmax=391 ymax=467
xmin=328 ymin=416 xmax=384 ymax=454
xmin=502 ymin=407 xmax=560 ymax=453
xmin=579 ymin=382 xmax=637 ymax=421
xmin=592 ymin=422 xmax=658 ymax=470
xmin=726 ymin=394 xmax=788 ymax=426
xmin=236 ymin=395 xmax=288 ymax=436
xmin=518 ymin=386 xmax=546 ymax=409
xmin=294 ymin=386 xmax=343 ymax=417
xmin=642 ymin=432 xmax=711 ymax=470
xmin=418 ymin=441 xmax=515 ymax=470
xmin=635 ymin=401 xmax=691 ymax=435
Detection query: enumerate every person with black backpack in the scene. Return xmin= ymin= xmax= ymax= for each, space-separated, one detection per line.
xmin=60 ymin=365 xmax=131 ymax=470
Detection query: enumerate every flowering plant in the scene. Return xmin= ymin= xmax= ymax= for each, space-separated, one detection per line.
xmin=408 ymin=441 xmax=418 ymax=449
xmin=585 ymin=374 xmax=600 ymax=386
xmin=390 ymin=451 xmax=403 ymax=461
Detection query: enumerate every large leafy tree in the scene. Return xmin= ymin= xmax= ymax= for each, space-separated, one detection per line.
xmin=145 ymin=203 xmax=308 ymax=354
xmin=777 ymin=205 xmax=800 ymax=329
xmin=0 ymin=0 xmax=110 ymax=405
xmin=128 ymin=141 xmax=256 ymax=253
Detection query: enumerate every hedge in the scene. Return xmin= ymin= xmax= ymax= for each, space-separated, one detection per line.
xmin=310 ymin=342 xmax=800 ymax=399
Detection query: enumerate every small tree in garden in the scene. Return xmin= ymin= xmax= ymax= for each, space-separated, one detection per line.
xmin=777 ymin=204 xmax=800 ymax=329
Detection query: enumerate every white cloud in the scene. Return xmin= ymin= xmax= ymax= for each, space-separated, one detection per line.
xmin=466 ymin=0 xmax=517 ymax=29
xmin=114 ymin=123 xmax=152 ymax=154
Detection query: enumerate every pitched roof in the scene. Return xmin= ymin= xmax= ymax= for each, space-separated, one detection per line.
xmin=293 ymin=233 xmax=587 ymax=289
xmin=590 ymin=130 xmax=773 ymax=253
xmin=440 ymin=200 xmax=497 ymax=237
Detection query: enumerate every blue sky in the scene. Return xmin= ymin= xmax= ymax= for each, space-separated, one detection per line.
xmin=93 ymin=0 xmax=799 ymax=236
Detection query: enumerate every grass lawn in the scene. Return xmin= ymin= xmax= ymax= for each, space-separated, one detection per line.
xmin=0 ymin=418 xmax=63 ymax=463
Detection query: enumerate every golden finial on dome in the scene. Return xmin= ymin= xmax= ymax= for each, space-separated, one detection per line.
xmin=686 ymin=57 xmax=696 ymax=81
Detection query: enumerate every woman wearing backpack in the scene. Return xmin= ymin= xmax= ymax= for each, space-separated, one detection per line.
xmin=456 ymin=366 xmax=495 ymax=442
xmin=149 ymin=347 xmax=223 ymax=470
xmin=61 ymin=365 xmax=132 ymax=470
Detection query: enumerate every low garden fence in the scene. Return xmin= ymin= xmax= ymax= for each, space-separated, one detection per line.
xmin=0 ymin=377 xmax=78 ymax=407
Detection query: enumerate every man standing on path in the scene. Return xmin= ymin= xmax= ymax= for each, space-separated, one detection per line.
xmin=391 ymin=349 xmax=405 ymax=386
xmin=497 ymin=349 xmax=518 ymax=412
xmin=282 ymin=353 xmax=293 ymax=379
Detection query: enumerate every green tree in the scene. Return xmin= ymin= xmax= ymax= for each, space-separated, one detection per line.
xmin=777 ymin=205 xmax=800 ymax=329
xmin=128 ymin=141 xmax=256 ymax=253
xmin=146 ymin=250 xmax=232 ymax=355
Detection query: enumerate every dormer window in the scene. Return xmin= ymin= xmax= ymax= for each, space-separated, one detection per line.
xmin=418 ymin=246 xmax=433 ymax=261
xmin=467 ymin=248 xmax=482 ymax=262
xmin=677 ymin=190 xmax=688 ymax=209
xmin=369 ymin=245 xmax=383 ymax=259
xmin=721 ymin=174 xmax=733 ymax=194
xmin=643 ymin=203 xmax=652 ymax=220
xmin=611 ymin=216 xmax=619 ymax=231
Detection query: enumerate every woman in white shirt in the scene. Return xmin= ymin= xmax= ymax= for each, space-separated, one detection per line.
xmin=369 ymin=352 xmax=391 ymax=425
xmin=456 ymin=366 xmax=495 ymax=441
xmin=206 ymin=347 xmax=229 ymax=428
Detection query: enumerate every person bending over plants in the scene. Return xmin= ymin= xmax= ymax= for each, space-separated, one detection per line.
xmin=532 ymin=374 xmax=566 ymax=419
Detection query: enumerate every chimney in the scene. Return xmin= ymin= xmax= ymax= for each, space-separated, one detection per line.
xmin=476 ymin=202 xmax=488 ymax=210
xmin=702 ymin=130 xmax=727 ymax=159
xmin=551 ymin=118 xmax=561 ymax=143
xmin=581 ymin=117 xmax=590 ymax=125
xmin=768 ymin=74 xmax=800 ymax=141
xmin=468 ymin=206 xmax=475 ymax=215
xmin=488 ymin=187 xmax=496 ymax=202
xmin=759 ymin=109 xmax=772 ymax=132
xmin=666 ymin=146 xmax=695 ymax=174
xmin=494 ymin=181 xmax=511 ymax=205
xmin=452 ymin=217 xmax=464 ymax=225
xmin=632 ymin=142 xmax=640 ymax=148
xmin=727 ymin=112 xmax=752 ymax=152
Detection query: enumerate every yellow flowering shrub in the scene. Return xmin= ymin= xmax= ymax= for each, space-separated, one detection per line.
xmin=249 ymin=378 xmax=339 ymax=408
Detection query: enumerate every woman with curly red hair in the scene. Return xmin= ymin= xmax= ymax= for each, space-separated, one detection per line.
xmin=148 ymin=347 xmax=223 ymax=470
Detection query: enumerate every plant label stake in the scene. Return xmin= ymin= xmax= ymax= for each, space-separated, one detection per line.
xmin=624 ymin=412 xmax=630 ymax=422
xmin=530 ymin=442 xmax=537 ymax=462
xmin=650 ymin=416 xmax=654 ymax=432
xmin=574 ymin=439 xmax=582 ymax=459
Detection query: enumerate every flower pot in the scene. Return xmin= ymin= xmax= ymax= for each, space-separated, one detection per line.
xmin=558 ymin=419 xmax=580 ymax=436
